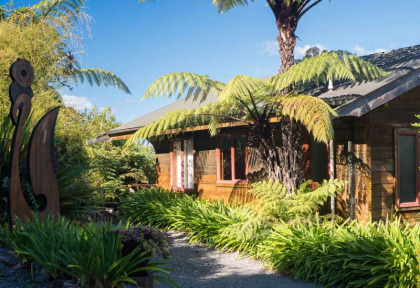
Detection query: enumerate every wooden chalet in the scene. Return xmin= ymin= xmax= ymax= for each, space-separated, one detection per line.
xmin=103 ymin=45 xmax=420 ymax=221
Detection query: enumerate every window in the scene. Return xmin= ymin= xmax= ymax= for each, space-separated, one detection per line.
xmin=217 ymin=135 xmax=247 ymax=182
xmin=171 ymin=139 xmax=194 ymax=190
xmin=397 ymin=131 xmax=420 ymax=207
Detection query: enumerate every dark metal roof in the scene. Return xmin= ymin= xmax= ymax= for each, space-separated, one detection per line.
xmin=107 ymin=44 xmax=420 ymax=137
xmin=107 ymin=93 xmax=219 ymax=136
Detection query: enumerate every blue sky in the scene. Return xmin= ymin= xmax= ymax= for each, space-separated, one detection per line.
xmin=14 ymin=0 xmax=420 ymax=123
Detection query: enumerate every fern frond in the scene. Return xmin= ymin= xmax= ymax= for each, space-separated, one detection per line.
xmin=71 ymin=69 xmax=131 ymax=94
xmin=142 ymin=72 xmax=224 ymax=102
xmin=287 ymin=179 xmax=346 ymax=215
xmin=278 ymin=93 xmax=336 ymax=144
xmin=270 ymin=51 xmax=389 ymax=91
xmin=218 ymin=75 xmax=270 ymax=103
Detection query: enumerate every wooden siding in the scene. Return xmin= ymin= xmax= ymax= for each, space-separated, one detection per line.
xmin=368 ymin=86 xmax=420 ymax=220
xmin=333 ymin=86 xmax=420 ymax=221
xmin=152 ymin=130 xmax=255 ymax=203
xmin=334 ymin=122 xmax=372 ymax=221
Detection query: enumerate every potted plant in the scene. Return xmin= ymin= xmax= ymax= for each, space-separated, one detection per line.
xmin=117 ymin=226 xmax=173 ymax=277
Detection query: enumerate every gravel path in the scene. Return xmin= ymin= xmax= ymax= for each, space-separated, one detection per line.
xmin=0 ymin=247 xmax=54 ymax=288
xmin=155 ymin=232 xmax=321 ymax=288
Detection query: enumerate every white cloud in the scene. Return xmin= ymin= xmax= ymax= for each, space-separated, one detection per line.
xmin=261 ymin=40 xmax=279 ymax=56
xmin=295 ymin=44 xmax=327 ymax=58
xmin=62 ymin=94 xmax=93 ymax=110
xmin=353 ymin=44 xmax=387 ymax=56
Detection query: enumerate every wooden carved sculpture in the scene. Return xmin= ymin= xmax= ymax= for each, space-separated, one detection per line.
xmin=8 ymin=59 xmax=60 ymax=225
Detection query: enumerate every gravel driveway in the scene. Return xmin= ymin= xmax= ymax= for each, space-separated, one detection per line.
xmin=155 ymin=232 xmax=321 ymax=288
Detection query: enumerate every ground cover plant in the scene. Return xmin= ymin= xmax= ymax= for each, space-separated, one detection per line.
xmin=121 ymin=186 xmax=420 ymax=287
xmin=261 ymin=218 xmax=420 ymax=288
xmin=120 ymin=180 xmax=344 ymax=254
xmin=0 ymin=214 xmax=175 ymax=288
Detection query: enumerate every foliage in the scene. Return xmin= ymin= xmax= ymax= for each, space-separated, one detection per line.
xmin=248 ymin=179 xmax=345 ymax=221
xmin=120 ymin=182 xmax=344 ymax=255
xmin=0 ymin=214 xmax=174 ymax=288
xmin=117 ymin=225 xmax=174 ymax=260
xmin=121 ymin=188 xmax=420 ymax=287
xmin=126 ymin=51 xmax=387 ymax=187
xmin=89 ymin=143 xmax=157 ymax=203
xmin=260 ymin=217 xmax=420 ymax=288
xmin=120 ymin=187 xmax=256 ymax=251
xmin=270 ymin=51 xmax=390 ymax=91
xmin=0 ymin=1 xmax=132 ymax=219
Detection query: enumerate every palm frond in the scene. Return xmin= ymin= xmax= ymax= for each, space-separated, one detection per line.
xmin=212 ymin=0 xmax=253 ymax=13
xmin=71 ymin=69 xmax=131 ymax=94
xmin=278 ymin=93 xmax=336 ymax=144
xmin=270 ymin=51 xmax=389 ymax=91
xmin=142 ymin=72 xmax=224 ymax=102
xmin=32 ymin=0 xmax=92 ymax=47
xmin=33 ymin=0 xmax=86 ymax=20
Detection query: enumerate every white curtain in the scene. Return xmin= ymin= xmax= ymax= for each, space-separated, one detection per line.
xmin=184 ymin=139 xmax=194 ymax=189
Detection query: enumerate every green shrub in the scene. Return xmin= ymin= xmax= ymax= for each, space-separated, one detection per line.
xmin=120 ymin=187 xmax=257 ymax=252
xmin=261 ymin=218 xmax=420 ymax=288
xmin=121 ymin=187 xmax=420 ymax=287
xmin=0 ymin=214 xmax=174 ymax=288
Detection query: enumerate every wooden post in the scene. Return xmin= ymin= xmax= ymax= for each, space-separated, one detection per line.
xmin=329 ymin=139 xmax=335 ymax=218
xmin=348 ymin=121 xmax=356 ymax=220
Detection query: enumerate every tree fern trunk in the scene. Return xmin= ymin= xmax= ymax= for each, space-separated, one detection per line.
xmin=280 ymin=116 xmax=305 ymax=193
xmin=273 ymin=1 xmax=298 ymax=73
xmin=251 ymin=121 xmax=282 ymax=182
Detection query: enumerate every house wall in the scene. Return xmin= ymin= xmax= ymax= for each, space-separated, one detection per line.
xmin=151 ymin=129 xmax=253 ymax=203
xmin=151 ymin=86 xmax=420 ymax=222
xmin=367 ymin=86 xmax=420 ymax=221
xmin=333 ymin=86 xmax=420 ymax=221
xmin=333 ymin=120 xmax=372 ymax=221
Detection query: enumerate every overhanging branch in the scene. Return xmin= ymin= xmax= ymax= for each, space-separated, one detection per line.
xmin=298 ymin=0 xmax=323 ymax=20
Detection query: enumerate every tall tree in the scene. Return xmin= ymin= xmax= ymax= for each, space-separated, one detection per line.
xmin=213 ymin=0 xmax=325 ymax=72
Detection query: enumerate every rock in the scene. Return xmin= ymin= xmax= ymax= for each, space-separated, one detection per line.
xmin=0 ymin=255 xmax=19 ymax=267
xmin=0 ymin=247 xmax=16 ymax=257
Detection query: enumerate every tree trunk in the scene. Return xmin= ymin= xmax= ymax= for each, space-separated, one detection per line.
xmin=277 ymin=24 xmax=297 ymax=74
xmin=272 ymin=2 xmax=299 ymax=73
xmin=250 ymin=120 xmax=282 ymax=182
xmin=280 ymin=116 xmax=305 ymax=193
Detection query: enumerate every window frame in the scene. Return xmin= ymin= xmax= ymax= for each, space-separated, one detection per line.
xmin=216 ymin=134 xmax=248 ymax=184
xmin=395 ymin=129 xmax=420 ymax=208
xmin=170 ymin=137 xmax=195 ymax=192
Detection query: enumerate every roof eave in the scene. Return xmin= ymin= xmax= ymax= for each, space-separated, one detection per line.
xmin=335 ymin=68 xmax=420 ymax=118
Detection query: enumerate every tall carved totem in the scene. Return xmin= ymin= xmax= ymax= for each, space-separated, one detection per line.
xmin=8 ymin=59 xmax=60 ymax=225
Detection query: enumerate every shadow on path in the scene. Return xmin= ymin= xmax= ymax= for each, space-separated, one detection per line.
xmin=155 ymin=232 xmax=321 ymax=288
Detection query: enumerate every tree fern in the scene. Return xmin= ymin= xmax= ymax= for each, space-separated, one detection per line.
xmin=270 ymin=51 xmax=389 ymax=91
xmin=278 ymin=93 xmax=336 ymax=143
xmin=218 ymin=75 xmax=270 ymax=103
xmin=127 ymin=51 xmax=387 ymax=182
xmin=142 ymin=72 xmax=224 ymax=102
xmin=71 ymin=69 xmax=131 ymax=94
